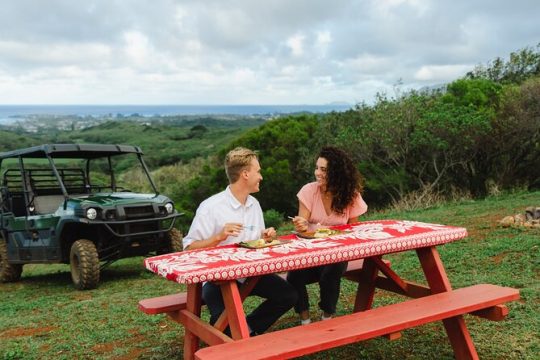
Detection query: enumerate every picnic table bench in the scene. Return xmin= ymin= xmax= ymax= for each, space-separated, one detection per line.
xmin=194 ymin=284 xmax=519 ymax=360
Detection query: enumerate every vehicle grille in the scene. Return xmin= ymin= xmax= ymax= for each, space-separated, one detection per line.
xmin=124 ymin=205 xmax=155 ymax=219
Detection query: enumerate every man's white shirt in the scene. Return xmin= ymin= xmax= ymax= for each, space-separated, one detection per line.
xmin=183 ymin=186 xmax=266 ymax=250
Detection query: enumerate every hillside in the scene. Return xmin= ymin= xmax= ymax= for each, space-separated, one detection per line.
xmin=0 ymin=117 xmax=265 ymax=169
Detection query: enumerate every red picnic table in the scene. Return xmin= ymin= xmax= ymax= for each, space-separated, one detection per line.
xmin=141 ymin=220 xmax=519 ymax=360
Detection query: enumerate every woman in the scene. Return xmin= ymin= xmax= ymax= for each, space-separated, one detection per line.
xmin=288 ymin=146 xmax=367 ymax=324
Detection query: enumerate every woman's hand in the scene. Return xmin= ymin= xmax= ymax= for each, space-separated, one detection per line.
xmin=292 ymin=216 xmax=309 ymax=232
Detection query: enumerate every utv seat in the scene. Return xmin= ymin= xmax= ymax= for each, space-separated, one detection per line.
xmin=33 ymin=195 xmax=66 ymax=214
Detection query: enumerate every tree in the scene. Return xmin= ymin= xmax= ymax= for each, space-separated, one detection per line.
xmin=466 ymin=43 xmax=540 ymax=84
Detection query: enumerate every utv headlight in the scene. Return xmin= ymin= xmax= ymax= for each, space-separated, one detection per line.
xmin=165 ymin=202 xmax=174 ymax=214
xmin=86 ymin=208 xmax=98 ymax=220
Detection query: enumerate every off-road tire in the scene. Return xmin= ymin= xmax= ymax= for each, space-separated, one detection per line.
xmin=158 ymin=228 xmax=183 ymax=254
xmin=70 ymin=239 xmax=100 ymax=290
xmin=168 ymin=228 xmax=183 ymax=252
xmin=0 ymin=235 xmax=23 ymax=282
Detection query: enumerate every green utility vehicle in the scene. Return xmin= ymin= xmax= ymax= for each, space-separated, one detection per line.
xmin=0 ymin=144 xmax=183 ymax=290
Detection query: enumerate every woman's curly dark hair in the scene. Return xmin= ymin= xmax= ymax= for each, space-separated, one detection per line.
xmin=319 ymin=146 xmax=364 ymax=214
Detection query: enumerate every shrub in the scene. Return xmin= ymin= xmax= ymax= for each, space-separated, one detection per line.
xmin=264 ymin=209 xmax=284 ymax=229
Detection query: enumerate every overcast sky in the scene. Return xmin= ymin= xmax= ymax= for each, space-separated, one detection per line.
xmin=0 ymin=0 xmax=538 ymax=105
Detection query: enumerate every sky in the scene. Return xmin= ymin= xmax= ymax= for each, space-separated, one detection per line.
xmin=0 ymin=0 xmax=538 ymax=105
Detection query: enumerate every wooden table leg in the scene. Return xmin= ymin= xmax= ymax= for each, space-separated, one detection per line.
xmin=353 ymin=256 xmax=380 ymax=312
xmin=214 ymin=277 xmax=260 ymax=332
xmin=416 ymin=247 xmax=479 ymax=360
xmin=220 ymin=281 xmax=250 ymax=340
xmin=184 ymin=283 xmax=202 ymax=360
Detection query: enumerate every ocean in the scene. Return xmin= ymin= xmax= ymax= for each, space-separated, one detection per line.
xmin=0 ymin=104 xmax=353 ymax=123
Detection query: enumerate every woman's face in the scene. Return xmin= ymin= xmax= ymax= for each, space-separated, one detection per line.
xmin=314 ymin=157 xmax=328 ymax=186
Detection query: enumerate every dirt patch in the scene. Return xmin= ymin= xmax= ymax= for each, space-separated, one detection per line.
xmin=114 ymin=348 xmax=146 ymax=360
xmin=1 ymin=326 xmax=58 ymax=338
xmin=91 ymin=328 xmax=148 ymax=357
xmin=92 ymin=341 xmax=119 ymax=354
xmin=491 ymin=251 xmax=509 ymax=265
xmin=464 ymin=212 xmax=506 ymax=241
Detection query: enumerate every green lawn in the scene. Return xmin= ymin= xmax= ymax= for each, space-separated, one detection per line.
xmin=1 ymin=191 xmax=539 ymax=359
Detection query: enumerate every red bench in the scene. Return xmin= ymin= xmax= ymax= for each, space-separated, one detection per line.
xmin=138 ymin=259 xmax=369 ymax=315
xmin=194 ymin=284 xmax=520 ymax=360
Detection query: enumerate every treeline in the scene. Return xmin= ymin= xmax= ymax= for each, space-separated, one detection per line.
xmin=159 ymin=44 xmax=540 ymax=231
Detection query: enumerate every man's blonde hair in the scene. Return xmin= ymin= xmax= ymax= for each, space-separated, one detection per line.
xmin=225 ymin=147 xmax=258 ymax=183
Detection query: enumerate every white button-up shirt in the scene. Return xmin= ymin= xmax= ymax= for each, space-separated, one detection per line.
xmin=183 ymin=186 xmax=266 ymax=250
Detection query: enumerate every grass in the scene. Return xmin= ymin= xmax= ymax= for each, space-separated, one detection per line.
xmin=1 ymin=190 xmax=539 ymax=359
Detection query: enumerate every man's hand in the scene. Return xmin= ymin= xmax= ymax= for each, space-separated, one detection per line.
xmin=217 ymin=223 xmax=243 ymax=242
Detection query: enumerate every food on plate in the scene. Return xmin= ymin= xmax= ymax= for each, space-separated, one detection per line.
xmin=314 ymin=228 xmax=334 ymax=238
xmin=239 ymin=238 xmax=285 ymax=248
xmin=244 ymin=239 xmax=268 ymax=248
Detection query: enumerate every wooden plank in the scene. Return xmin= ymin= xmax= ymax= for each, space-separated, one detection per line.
xmin=220 ymin=281 xmax=250 ymax=339
xmin=470 ymin=305 xmax=509 ymax=321
xmin=374 ymin=275 xmax=432 ymax=298
xmin=194 ymin=284 xmax=519 ymax=360
xmin=184 ymin=283 xmax=202 ymax=360
xmin=385 ymin=332 xmax=402 ymax=341
xmin=374 ymin=276 xmax=509 ymax=321
xmin=416 ymin=247 xmax=477 ymax=360
xmin=138 ymin=292 xmax=187 ymax=314
xmin=353 ymin=257 xmax=379 ymax=312
xmin=215 ymin=277 xmax=260 ymax=332
xmin=372 ymin=256 xmax=408 ymax=293
xmin=175 ymin=310 xmax=233 ymax=346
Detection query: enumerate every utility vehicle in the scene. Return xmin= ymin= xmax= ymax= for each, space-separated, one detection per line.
xmin=0 ymin=144 xmax=182 ymax=289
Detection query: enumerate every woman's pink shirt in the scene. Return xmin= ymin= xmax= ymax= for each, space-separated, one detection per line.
xmin=297 ymin=182 xmax=368 ymax=230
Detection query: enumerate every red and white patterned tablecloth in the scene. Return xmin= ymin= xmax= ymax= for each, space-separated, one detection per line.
xmin=144 ymin=220 xmax=467 ymax=284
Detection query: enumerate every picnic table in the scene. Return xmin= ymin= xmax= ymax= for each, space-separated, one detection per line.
xmin=140 ymin=220 xmax=519 ymax=360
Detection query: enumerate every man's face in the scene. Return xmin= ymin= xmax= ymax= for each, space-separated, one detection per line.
xmin=244 ymin=158 xmax=262 ymax=193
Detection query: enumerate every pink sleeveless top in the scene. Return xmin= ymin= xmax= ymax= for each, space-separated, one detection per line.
xmin=297 ymin=182 xmax=368 ymax=230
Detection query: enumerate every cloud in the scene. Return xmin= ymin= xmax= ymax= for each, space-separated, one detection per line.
xmin=0 ymin=0 xmax=538 ymax=104
xmin=414 ymin=64 xmax=473 ymax=81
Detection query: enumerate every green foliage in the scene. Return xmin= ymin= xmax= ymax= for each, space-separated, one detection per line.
xmin=443 ymin=78 xmax=502 ymax=114
xmin=304 ymin=71 xmax=538 ymax=207
xmin=0 ymin=130 xmax=38 ymax=152
xmin=263 ymin=209 xmax=284 ymax=229
xmin=466 ymin=43 xmax=540 ymax=84
xmin=485 ymin=77 xmax=540 ymax=190
xmin=1 ymin=118 xmax=262 ymax=170
xmin=231 ymin=115 xmax=319 ymax=215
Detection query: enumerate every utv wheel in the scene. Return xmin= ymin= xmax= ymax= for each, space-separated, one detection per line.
xmin=168 ymin=228 xmax=183 ymax=252
xmin=158 ymin=228 xmax=183 ymax=254
xmin=0 ymin=235 xmax=22 ymax=282
xmin=70 ymin=239 xmax=100 ymax=290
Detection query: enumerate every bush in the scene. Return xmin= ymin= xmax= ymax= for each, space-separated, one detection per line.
xmin=264 ymin=209 xmax=284 ymax=229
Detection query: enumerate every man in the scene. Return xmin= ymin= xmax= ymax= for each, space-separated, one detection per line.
xmin=183 ymin=147 xmax=297 ymax=336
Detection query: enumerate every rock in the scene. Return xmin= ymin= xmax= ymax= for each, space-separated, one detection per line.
xmin=525 ymin=206 xmax=540 ymax=221
xmin=514 ymin=213 xmax=526 ymax=225
xmin=499 ymin=216 xmax=515 ymax=227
